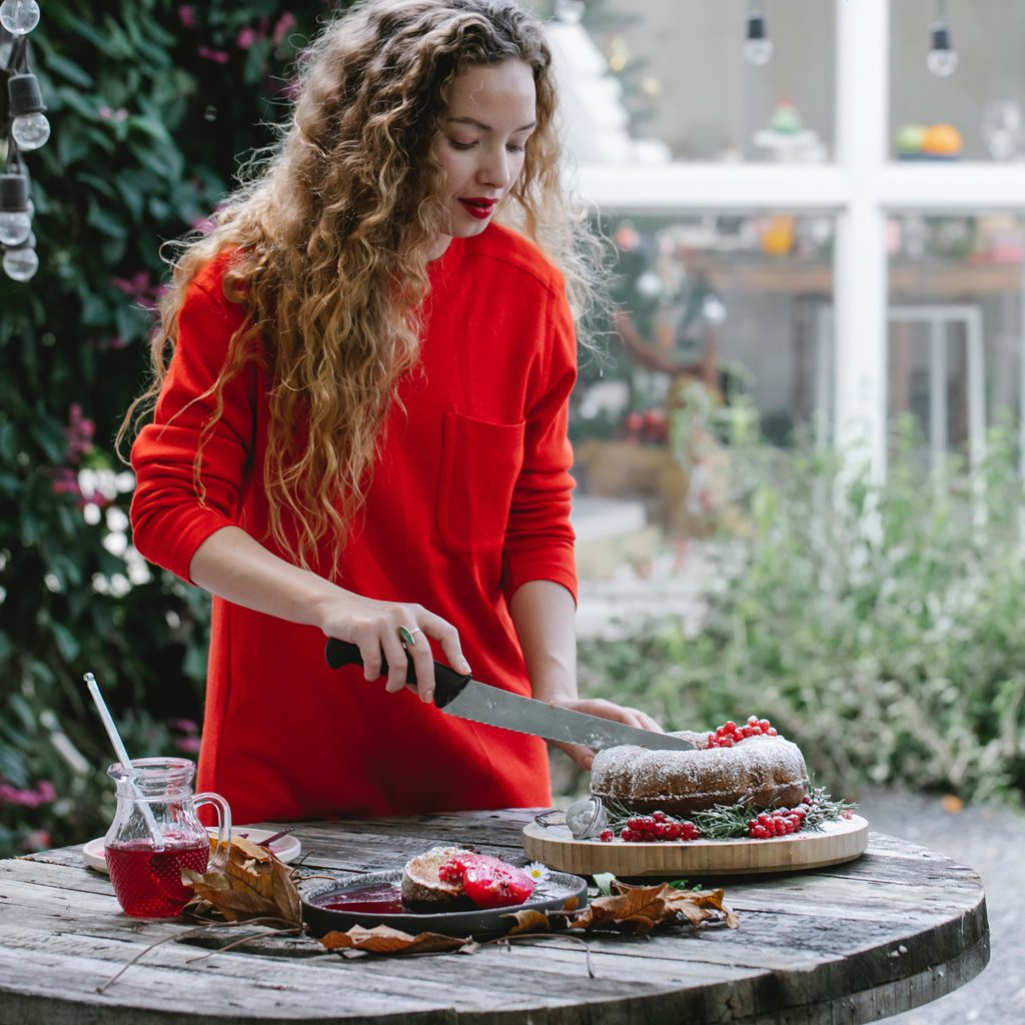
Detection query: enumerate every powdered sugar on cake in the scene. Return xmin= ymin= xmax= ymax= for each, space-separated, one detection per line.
xmin=590 ymin=730 xmax=811 ymax=815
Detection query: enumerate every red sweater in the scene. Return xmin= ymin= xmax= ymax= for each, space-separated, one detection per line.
xmin=130 ymin=225 xmax=578 ymax=824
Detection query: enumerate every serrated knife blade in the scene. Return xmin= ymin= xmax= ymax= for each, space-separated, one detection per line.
xmin=325 ymin=638 xmax=694 ymax=752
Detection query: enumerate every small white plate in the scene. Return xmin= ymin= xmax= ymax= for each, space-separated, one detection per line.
xmin=82 ymin=828 xmax=302 ymax=874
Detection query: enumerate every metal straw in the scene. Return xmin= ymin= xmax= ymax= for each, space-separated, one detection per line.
xmin=84 ymin=672 xmax=163 ymax=849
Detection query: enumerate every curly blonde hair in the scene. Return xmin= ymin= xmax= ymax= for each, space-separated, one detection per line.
xmin=122 ymin=0 xmax=602 ymax=571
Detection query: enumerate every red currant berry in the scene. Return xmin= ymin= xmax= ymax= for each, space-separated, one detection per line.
xmin=620 ymin=828 xmax=634 ymax=842
xmin=599 ymin=829 xmax=614 ymax=843
xmin=652 ymin=810 xmax=667 ymax=822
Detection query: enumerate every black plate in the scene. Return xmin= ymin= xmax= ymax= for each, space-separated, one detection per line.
xmin=301 ymin=869 xmax=588 ymax=938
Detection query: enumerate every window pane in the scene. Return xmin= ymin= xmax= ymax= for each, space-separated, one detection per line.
xmin=890 ymin=0 xmax=1025 ymax=161
xmin=885 ymin=213 xmax=1024 ymax=466
xmin=571 ymin=213 xmax=835 ymax=580
xmin=545 ymin=0 xmax=836 ymax=164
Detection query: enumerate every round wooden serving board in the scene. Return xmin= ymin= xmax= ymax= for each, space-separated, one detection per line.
xmin=523 ymin=814 xmax=868 ymax=877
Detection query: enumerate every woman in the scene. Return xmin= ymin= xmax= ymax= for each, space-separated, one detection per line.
xmin=125 ymin=0 xmax=661 ymax=825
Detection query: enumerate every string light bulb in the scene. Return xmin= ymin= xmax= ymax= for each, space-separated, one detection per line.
xmin=0 ymin=172 xmax=31 ymax=246
xmin=3 ymin=232 xmax=37 ymax=281
xmin=7 ymin=72 xmax=50 ymax=150
xmin=927 ymin=0 xmax=958 ymax=77
xmin=744 ymin=4 xmax=773 ymax=66
xmin=0 ymin=0 xmax=39 ymax=36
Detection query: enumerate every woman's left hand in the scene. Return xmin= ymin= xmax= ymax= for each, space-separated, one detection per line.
xmin=546 ymin=697 xmax=664 ymax=771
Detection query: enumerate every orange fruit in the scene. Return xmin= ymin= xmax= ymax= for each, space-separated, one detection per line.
xmin=922 ymin=123 xmax=963 ymax=155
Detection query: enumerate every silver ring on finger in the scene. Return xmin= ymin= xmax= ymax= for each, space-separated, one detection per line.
xmin=399 ymin=626 xmax=424 ymax=647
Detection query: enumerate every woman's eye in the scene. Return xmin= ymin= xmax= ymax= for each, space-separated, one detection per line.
xmin=449 ymin=139 xmax=476 ymax=151
xmin=507 ymin=143 xmax=525 ymax=153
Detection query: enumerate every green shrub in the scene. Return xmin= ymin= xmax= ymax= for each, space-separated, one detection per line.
xmin=578 ymin=417 xmax=1025 ymax=806
xmin=0 ymin=0 xmax=333 ymax=858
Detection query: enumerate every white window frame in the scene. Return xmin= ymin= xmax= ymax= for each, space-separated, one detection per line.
xmin=573 ymin=0 xmax=1025 ymax=480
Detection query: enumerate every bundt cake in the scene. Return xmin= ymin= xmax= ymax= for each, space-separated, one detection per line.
xmin=590 ymin=725 xmax=810 ymax=817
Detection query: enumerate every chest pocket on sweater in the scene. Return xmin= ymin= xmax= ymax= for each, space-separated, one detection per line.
xmin=437 ymin=410 xmax=525 ymax=553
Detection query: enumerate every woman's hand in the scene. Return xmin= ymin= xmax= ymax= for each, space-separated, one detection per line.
xmin=546 ymin=697 xmax=664 ymax=772
xmin=317 ymin=593 xmax=471 ymax=703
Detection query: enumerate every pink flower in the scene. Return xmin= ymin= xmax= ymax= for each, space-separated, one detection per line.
xmin=115 ymin=108 xmax=128 ymax=122
xmin=98 ymin=105 xmax=112 ymax=120
xmin=175 ymin=736 xmax=203 ymax=754
xmin=112 ymin=271 xmax=150 ymax=297
xmin=236 ymin=27 xmax=256 ymax=50
xmin=198 ymin=46 xmax=230 ymax=64
xmin=273 ymin=12 xmax=296 ymax=47
xmin=108 ymin=337 xmax=128 ymax=350
xmin=171 ymin=718 xmax=199 ymax=734
xmin=192 ymin=214 xmax=217 ymax=235
xmin=178 ymin=6 xmax=196 ymax=29
xmin=65 ymin=404 xmax=95 ymax=464
xmin=51 ymin=468 xmax=81 ymax=497
xmin=36 ymin=781 xmax=56 ymax=803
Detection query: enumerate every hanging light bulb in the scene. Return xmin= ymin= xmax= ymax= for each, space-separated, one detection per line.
xmin=3 ymin=232 xmax=38 ymax=281
xmin=0 ymin=172 xmax=31 ymax=246
xmin=553 ymin=0 xmax=584 ymax=25
xmin=744 ymin=4 xmax=773 ymax=66
xmin=0 ymin=0 xmax=39 ymax=36
xmin=7 ymin=72 xmax=50 ymax=150
xmin=927 ymin=0 xmax=958 ymax=76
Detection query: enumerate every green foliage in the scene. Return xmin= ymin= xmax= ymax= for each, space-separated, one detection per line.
xmin=578 ymin=416 xmax=1025 ymax=805
xmin=0 ymin=0 xmax=334 ymax=858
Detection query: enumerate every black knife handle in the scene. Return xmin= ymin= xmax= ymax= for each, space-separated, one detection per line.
xmin=324 ymin=638 xmax=471 ymax=709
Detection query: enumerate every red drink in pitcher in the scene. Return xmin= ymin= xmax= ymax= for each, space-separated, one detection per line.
xmin=106 ymin=836 xmax=210 ymax=917
xmin=103 ymin=757 xmax=231 ymax=918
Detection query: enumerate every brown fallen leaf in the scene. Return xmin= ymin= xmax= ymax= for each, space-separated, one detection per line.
xmin=181 ymin=836 xmax=301 ymax=928
xmin=562 ymin=881 xmax=739 ymax=935
xmin=319 ymin=925 xmax=476 ymax=956
xmin=502 ymin=909 xmax=554 ymax=935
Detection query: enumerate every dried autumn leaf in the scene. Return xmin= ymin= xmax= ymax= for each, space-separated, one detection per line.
xmin=566 ymin=883 xmax=670 ymax=934
xmin=181 ymin=836 xmax=301 ymax=928
xmin=563 ymin=882 xmax=738 ymax=935
xmin=663 ymin=886 xmax=740 ymax=930
xmin=319 ymin=925 xmax=475 ymax=956
xmin=502 ymin=909 xmax=553 ymax=935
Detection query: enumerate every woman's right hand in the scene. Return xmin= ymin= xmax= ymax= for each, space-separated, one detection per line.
xmin=188 ymin=527 xmax=470 ymax=705
xmin=317 ymin=594 xmax=471 ymax=704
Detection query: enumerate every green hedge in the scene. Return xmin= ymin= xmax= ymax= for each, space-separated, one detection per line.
xmin=0 ymin=0 xmax=335 ymax=858
xmin=577 ymin=419 xmax=1025 ymax=807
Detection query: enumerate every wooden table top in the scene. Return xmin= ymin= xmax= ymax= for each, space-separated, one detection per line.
xmin=0 ymin=809 xmax=989 ymax=1025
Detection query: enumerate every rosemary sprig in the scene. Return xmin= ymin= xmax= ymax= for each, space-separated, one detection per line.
xmin=594 ymin=787 xmax=857 ymax=841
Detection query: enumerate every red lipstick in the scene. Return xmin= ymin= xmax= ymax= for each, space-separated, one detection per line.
xmin=459 ymin=197 xmax=497 ymax=220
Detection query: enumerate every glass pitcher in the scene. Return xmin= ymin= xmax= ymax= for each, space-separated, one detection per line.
xmin=104 ymin=757 xmax=231 ymax=918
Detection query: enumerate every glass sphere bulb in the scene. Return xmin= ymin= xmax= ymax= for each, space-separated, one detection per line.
xmin=11 ymin=112 xmax=50 ymax=150
xmin=0 ymin=210 xmax=31 ymax=246
xmin=3 ymin=244 xmax=38 ymax=282
xmin=0 ymin=0 xmax=40 ymax=34
xmin=927 ymin=47 xmax=958 ymax=76
xmin=744 ymin=38 xmax=773 ymax=66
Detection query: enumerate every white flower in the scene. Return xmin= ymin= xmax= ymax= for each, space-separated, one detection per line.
xmin=525 ymin=861 xmax=550 ymax=883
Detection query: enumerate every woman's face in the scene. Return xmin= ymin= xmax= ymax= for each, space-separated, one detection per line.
xmin=432 ymin=59 xmax=536 ymax=247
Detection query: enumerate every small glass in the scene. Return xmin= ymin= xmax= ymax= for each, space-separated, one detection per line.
xmin=104 ymin=757 xmax=231 ymax=918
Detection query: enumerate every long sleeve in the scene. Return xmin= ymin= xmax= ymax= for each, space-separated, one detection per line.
xmin=130 ymin=276 xmax=257 ymax=585
xmin=500 ymin=282 xmax=578 ymax=605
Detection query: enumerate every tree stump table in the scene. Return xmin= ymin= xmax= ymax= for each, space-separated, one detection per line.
xmin=0 ymin=809 xmax=989 ymax=1024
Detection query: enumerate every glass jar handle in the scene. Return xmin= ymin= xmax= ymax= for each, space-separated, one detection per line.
xmin=194 ymin=792 xmax=232 ymax=870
